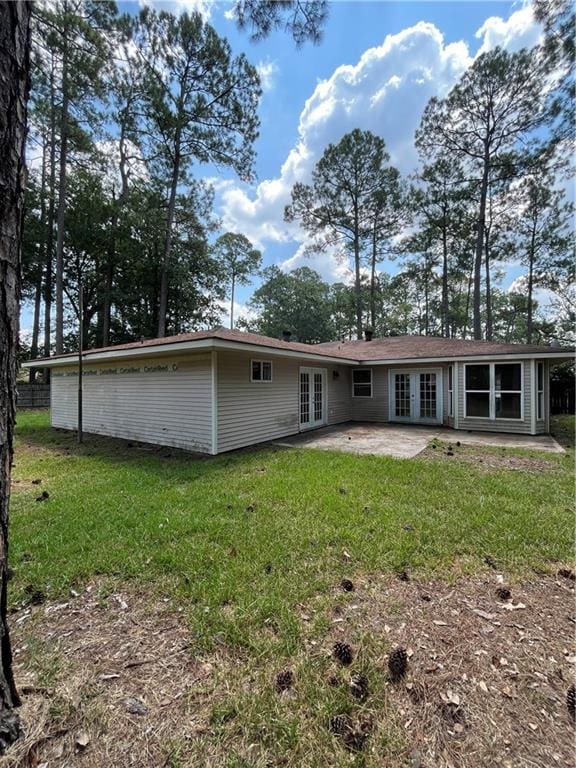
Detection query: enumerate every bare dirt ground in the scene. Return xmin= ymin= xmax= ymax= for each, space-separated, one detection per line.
xmin=420 ymin=440 xmax=566 ymax=473
xmin=2 ymin=570 xmax=575 ymax=768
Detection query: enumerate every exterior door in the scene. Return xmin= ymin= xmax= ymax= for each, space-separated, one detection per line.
xmin=390 ymin=369 xmax=442 ymax=425
xmin=299 ymin=367 xmax=327 ymax=430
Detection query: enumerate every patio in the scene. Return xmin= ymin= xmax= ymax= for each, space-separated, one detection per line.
xmin=273 ymin=422 xmax=564 ymax=459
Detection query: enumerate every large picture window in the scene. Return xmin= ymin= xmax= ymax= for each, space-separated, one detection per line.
xmin=464 ymin=362 xmax=522 ymax=420
xmin=352 ymin=369 xmax=372 ymax=398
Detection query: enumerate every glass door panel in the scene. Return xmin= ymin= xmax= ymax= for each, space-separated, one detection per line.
xmin=300 ymin=372 xmax=310 ymax=426
xmin=394 ymin=373 xmax=411 ymax=418
xmin=418 ymin=373 xmax=437 ymax=420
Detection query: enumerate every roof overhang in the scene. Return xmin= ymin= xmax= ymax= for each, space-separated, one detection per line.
xmin=21 ymin=338 xmax=359 ymax=369
xmin=22 ymin=337 xmax=574 ymax=370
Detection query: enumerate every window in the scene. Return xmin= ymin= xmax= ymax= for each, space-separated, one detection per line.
xmin=465 ymin=364 xmax=490 ymax=418
xmin=251 ymin=359 xmax=272 ymax=382
xmin=464 ymin=362 xmax=523 ymax=420
xmin=448 ymin=365 xmax=454 ymax=417
xmin=537 ymin=362 xmax=544 ymax=420
xmin=352 ymin=369 xmax=372 ymax=397
xmin=494 ymin=363 xmax=522 ymax=419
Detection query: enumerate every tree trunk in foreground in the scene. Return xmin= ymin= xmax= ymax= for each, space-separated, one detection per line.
xmin=0 ymin=0 xmax=32 ymax=749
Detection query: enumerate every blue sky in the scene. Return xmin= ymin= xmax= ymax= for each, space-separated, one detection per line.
xmin=183 ymin=0 xmax=539 ymax=323
xmin=23 ymin=0 xmax=543 ymax=333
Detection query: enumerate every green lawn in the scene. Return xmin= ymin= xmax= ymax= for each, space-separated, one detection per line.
xmin=10 ymin=411 xmax=574 ymax=653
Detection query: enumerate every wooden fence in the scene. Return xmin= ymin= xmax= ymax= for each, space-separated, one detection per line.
xmin=16 ymin=383 xmax=50 ymax=408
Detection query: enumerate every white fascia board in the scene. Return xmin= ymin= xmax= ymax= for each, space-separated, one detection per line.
xmin=365 ymin=351 xmax=574 ymax=366
xmin=22 ymin=338 xmax=358 ymax=369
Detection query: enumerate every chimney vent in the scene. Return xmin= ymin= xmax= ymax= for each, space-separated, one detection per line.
xmin=282 ymin=330 xmax=292 ymax=342
xmin=364 ymin=328 xmax=374 ymax=342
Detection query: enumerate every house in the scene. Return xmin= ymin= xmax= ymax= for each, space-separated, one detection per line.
xmin=23 ymin=328 xmax=573 ymax=455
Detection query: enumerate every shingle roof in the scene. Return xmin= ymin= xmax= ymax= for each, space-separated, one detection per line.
xmin=27 ymin=328 xmax=572 ymax=366
xmin=315 ymin=335 xmax=572 ymax=361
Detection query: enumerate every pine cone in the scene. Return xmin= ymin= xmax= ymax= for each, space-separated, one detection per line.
xmin=349 ymin=673 xmax=369 ymax=700
xmin=342 ymin=714 xmax=372 ymax=753
xmin=396 ymin=569 xmax=410 ymax=582
xmin=328 ymin=713 xmax=352 ymax=735
xmin=567 ymin=684 xmax=576 ymax=721
xmin=495 ymin=586 xmax=511 ymax=601
xmin=388 ymin=647 xmax=408 ymax=681
xmin=333 ymin=641 xmax=353 ymax=665
xmin=340 ymin=578 xmax=354 ymax=592
xmin=275 ymin=669 xmax=294 ymax=692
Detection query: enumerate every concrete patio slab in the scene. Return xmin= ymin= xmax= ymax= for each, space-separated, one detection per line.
xmin=273 ymin=422 xmax=564 ymax=458
xmin=436 ymin=428 xmax=564 ymax=453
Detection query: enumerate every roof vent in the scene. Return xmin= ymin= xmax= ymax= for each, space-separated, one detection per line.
xmin=282 ymin=330 xmax=292 ymax=342
xmin=364 ymin=328 xmax=374 ymax=342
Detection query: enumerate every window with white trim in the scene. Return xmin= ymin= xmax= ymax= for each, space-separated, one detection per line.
xmin=465 ymin=364 xmax=490 ymax=417
xmin=448 ymin=365 xmax=454 ymax=417
xmin=537 ymin=362 xmax=544 ymax=420
xmin=464 ymin=363 xmax=522 ymax=420
xmin=352 ymin=369 xmax=372 ymax=397
xmin=494 ymin=363 xmax=522 ymax=419
xmin=251 ymin=359 xmax=272 ymax=382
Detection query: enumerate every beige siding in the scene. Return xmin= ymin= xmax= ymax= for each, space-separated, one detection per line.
xmin=50 ymin=353 xmax=213 ymax=452
xmin=457 ymin=360 xmax=533 ymax=434
xmin=327 ymin=365 xmax=352 ymax=425
xmin=216 ymin=352 xmax=353 ymax=453
xmin=217 ymin=351 xmax=299 ymax=452
xmin=350 ymin=367 xmax=389 ymax=422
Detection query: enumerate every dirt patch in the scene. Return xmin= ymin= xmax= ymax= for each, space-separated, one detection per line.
xmin=3 ymin=573 xmax=575 ymax=768
xmin=3 ymin=584 xmax=222 ymax=768
xmin=317 ymin=571 xmax=576 ymax=767
xmin=421 ymin=441 xmax=561 ymax=473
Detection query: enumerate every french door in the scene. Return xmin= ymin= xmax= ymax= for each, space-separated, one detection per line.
xmin=299 ymin=367 xmax=327 ymax=430
xmin=390 ymin=369 xmax=443 ymax=425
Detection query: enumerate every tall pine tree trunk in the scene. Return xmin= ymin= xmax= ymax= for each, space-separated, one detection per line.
xmin=473 ymin=151 xmax=490 ymax=340
xmin=441 ymin=216 xmax=449 ymax=337
xmin=370 ymin=223 xmax=377 ymax=331
xmin=0 ymin=0 xmax=32 ymax=747
xmin=54 ymin=47 xmax=69 ymax=354
xmin=484 ymin=235 xmax=492 ymax=341
xmin=157 ymin=131 xmax=182 ymax=339
xmin=43 ymin=53 xmax=57 ymax=380
xmin=353 ymin=201 xmax=362 ymax=340
xmin=230 ymin=272 xmax=235 ymax=329
xmin=30 ymin=136 xmax=49 ymax=383
xmin=526 ymin=222 xmax=537 ymax=343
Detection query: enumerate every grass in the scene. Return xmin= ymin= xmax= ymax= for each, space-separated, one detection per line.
xmin=10 ymin=411 xmax=574 ymax=654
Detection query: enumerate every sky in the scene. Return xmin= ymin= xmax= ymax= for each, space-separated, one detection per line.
xmin=22 ymin=0 xmax=545 ymax=333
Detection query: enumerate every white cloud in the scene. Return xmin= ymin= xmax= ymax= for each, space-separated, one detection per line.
xmin=138 ymin=0 xmax=216 ymax=20
xmin=279 ymin=243 xmax=354 ymax=284
xmin=256 ymin=59 xmax=278 ymax=92
xmin=475 ymin=5 xmax=541 ymax=56
xmin=219 ymin=21 xmax=472 ymax=277
xmin=217 ymin=8 xmax=542 ymax=284
xmin=218 ymin=298 xmax=257 ymax=328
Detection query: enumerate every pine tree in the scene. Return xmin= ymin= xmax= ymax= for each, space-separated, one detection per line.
xmin=416 ymin=47 xmax=549 ymax=340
